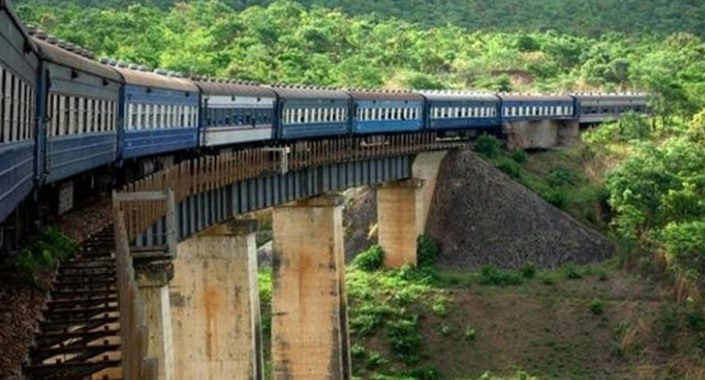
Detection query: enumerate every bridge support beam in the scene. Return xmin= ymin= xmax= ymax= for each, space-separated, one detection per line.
xmin=135 ymin=260 xmax=176 ymax=380
xmin=271 ymin=194 xmax=351 ymax=380
xmin=170 ymin=219 xmax=264 ymax=380
xmin=377 ymin=179 xmax=425 ymax=268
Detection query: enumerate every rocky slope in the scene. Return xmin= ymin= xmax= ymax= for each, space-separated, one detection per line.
xmin=425 ymin=148 xmax=615 ymax=269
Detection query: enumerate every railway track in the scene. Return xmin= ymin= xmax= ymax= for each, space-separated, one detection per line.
xmin=24 ymin=227 xmax=121 ymax=380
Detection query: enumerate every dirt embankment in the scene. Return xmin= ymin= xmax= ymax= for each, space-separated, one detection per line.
xmin=425 ymin=148 xmax=615 ymax=269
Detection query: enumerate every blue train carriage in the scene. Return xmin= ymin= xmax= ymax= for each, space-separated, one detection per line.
xmin=194 ymin=78 xmax=277 ymax=147
xmin=419 ymin=90 xmax=500 ymax=134
xmin=498 ymin=93 xmax=577 ymax=123
xmin=270 ymin=85 xmax=352 ymax=140
xmin=573 ymin=92 xmax=649 ymax=124
xmin=112 ymin=65 xmax=200 ymax=160
xmin=345 ymin=89 xmax=424 ymax=134
xmin=32 ymin=34 xmax=122 ymax=184
xmin=0 ymin=0 xmax=40 ymax=224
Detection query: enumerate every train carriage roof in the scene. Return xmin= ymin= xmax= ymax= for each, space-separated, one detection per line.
xmin=195 ymin=79 xmax=276 ymax=98
xmin=267 ymin=85 xmax=351 ymax=100
xmin=32 ymin=37 xmax=122 ymax=82
xmin=1 ymin=0 xmax=37 ymax=51
xmin=345 ymin=89 xmax=424 ymax=101
xmin=497 ymin=93 xmax=574 ymax=102
xmin=113 ymin=67 xmax=199 ymax=92
xmin=419 ymin=90 xmax=499 ymax=102
xmin=571 ymin=93 xmax=648 ymax=102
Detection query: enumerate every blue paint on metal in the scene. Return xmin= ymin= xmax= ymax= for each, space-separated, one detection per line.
xmin=45 ymin=133 xmax=116 ymax=183
xmin=0 ymin=142 xmax=34 ymax=222
xmin=121 ymin=128 xmax=197 ymax=159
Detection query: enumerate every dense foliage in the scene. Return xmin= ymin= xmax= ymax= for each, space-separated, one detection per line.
xmin=585 ymin=111 xmax=705 ymax=283
xmin=11 ymin=0 xmax=705 ymax=108
xmin=16 ymin=0 xmax=705 ymax=38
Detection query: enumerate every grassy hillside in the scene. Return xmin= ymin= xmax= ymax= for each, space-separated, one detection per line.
xmin=14 ymin=0 xmax=705 ymax=38
xmin=258 ymin=256 xmax=705 ymax=379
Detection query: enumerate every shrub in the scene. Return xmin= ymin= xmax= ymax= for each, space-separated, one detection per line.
xmin=548 ymin=166 xmax=575 ymax=187
xmin=351 ymin=343 xmax=367 ymax=359
xmin=353 ymin=245 xmax=385 ymax=271
xmin=405 ymin=365 xmax=441 ymax=380
xmin=542 ymin=188 xmax=567 ymax=209
xmin=511 ymin=149 xmax=528 ymax=163
xmin=417 ymin=235 xmax=439 ymax=269
xmin=496 ymin=158 xmax=521 ymax=179
xmin=590 ymin=297 xmax=604 ymax=315
xmin=520 ymin=262 xmax=537 ymax=279
xmin=478 ymin=265 xmax=524 ymax=286
xmin=14 ymin=227 xmax=78 ymax=282
xmin=386 ymin=316 xmax=423 ymax=364
xmin=464 ymin=326 xmax=477 ymax=341
xmin=563 ymin=263 xmax=583 ymax=279
xmin=540 ymin=273 xmax=559 ymax=285
xmin=474 ymin=134 xmax=501 ymax=158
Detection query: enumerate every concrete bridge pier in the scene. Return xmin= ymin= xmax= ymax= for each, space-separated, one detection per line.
xmin=134 ymin=260 xmax=176 ymax=380
xmin=169 ymin=219 xmax=264 ymax=380
xmin=377 ymin=178 xmax=426 ymax=268
xmin=503 ymin=119 xmax=580 ymax=149
xmin=271 ymin=194 xmax=351 ymax=380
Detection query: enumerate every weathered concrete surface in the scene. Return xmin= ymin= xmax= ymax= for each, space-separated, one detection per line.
xmin=558 ymin=120 xmax=580 ymax=146
xmin=170 ymin=220 xmax=264 ymax=380
xmin=504 ymin=119 xmax=579 ymax=149
xmin=426 ymin=148 xmax=615 ymax=269
xmin=343 ymin=151 xmax=449 ymax=260
xmin=412 ymin=151 xmax=449 ymax=229
xmin=377 ymin=179 xmax=425 ymax=268
xmin=271 ymin=195 xmax=351 ymax=380
xmin=135 ymin=261 xmax=175 ymax=380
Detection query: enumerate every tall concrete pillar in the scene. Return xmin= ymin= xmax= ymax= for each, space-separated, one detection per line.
xmin=271 ymin=195 xmax=351 ymax=380
xmin=377 ymin=179 xmax=425 ymax=268
xmin=135 ymin=260 xmax=176 ymax=380
xmin=412 ymin=151 xmax=448 ymax=229
xmin=170 ymin=220 xmax=264 ymax=380
xmin=558 ymin=119 xmax=580 ymax=146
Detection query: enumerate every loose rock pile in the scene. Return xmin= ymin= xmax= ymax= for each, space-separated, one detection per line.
xmin=425 ymin=148 xmax=615 ymax=269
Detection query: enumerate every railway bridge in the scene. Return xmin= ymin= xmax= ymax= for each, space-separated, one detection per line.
xmin=22 ymin=128 xmax=590 ymax=380
xmin=0 ymin=1 xmax=652 ymax=379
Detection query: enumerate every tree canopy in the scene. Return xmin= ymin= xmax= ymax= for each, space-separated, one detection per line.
xmin=16 ymin=0 xmax=705 ymax=38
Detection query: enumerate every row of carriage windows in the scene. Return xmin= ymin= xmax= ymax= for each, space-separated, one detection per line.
xmin=357 ymin=107 xmax=421 ymax=121
xmin=504 ymin=105 xmax=573 ymax=117
xmin=48 ymin=94 xmax=116 ymax=137
xmin=205 ymin=107 xmax=273 ymax=127
xmin=283 ymin=107 xmax=348 ymax=125
xmin=0 ymin=67 xmax=35 ymax=144
xmin=582 ymin=105 xmax=648 ymax=114
xmin=126 ymin=103 xmax=198 ymax=130
xmin=431 ymin=106 xmax=496 ymax=119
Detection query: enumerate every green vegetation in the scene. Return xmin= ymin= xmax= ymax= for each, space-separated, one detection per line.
xmin=352 ymin=245 xmax=385 ymax=272
xmin=16 ymin=0 xmax=705 ymax=38
xmin=12 ymin=227 xmax=77 ymax=284
xmin=11 ymin=0 xmax=705 ymax=105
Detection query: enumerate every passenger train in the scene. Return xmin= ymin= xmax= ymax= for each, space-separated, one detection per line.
xmin=0 ymin=0 xmax=649 ymax=240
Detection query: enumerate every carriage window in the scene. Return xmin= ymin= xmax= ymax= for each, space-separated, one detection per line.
xmin=17 ymin=80 xmax=25 ymax=141
xmin=76 ymin=98 xmax=85 ymax=133
xmin=0 ymin=68 xmax=5 ymax=143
